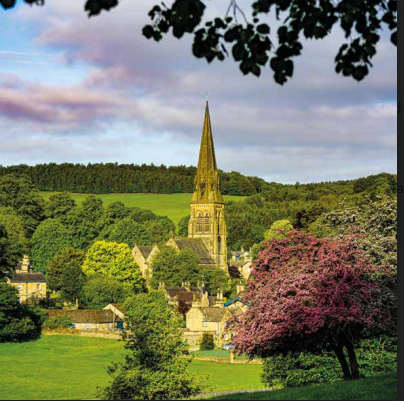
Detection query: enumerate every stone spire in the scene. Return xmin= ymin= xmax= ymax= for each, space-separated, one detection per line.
xmin=192 ymin=102 xmax=223 ymax=203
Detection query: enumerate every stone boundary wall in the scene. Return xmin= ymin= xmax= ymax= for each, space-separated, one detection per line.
xmin=42 ymin=329 xmax=121 ymax=340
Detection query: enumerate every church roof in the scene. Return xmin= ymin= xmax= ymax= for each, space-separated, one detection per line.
xmin=173 ymin=238 xmax=215 ymax=266
xmin=137 ymin=246 xmax=153 ymax=260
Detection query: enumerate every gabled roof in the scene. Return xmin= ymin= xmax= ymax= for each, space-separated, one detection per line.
xmin=9 ymin=273 xmax=47 ymax=283
xmin=199 ymin=307 xmax=229 ymax=322
xmin=137 ymin=246 xmax=153 ymax=260
xmin=173 ymin=238 xmax=215 ymax=265
xmin=47 ymin=309 xmax=115 ymax=324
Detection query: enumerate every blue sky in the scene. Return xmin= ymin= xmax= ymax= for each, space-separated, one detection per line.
xmin=0 ymin=1 xmax=397 ymax=184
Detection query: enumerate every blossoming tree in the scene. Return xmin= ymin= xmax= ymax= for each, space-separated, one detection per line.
xmin=230 ymin=230 xmax=394 ymax=380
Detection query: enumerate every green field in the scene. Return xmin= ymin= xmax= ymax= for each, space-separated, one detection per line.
xmin=0 ymin=335 xmax=263 ymax=400
xmin=207 ymin=373 xmax=397 ymax=400
xmin=39 ymin=192 xmax=246 ymax=225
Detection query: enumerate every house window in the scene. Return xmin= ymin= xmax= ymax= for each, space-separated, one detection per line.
xmin=37 ymin=284 xmax=41 ymax=291
xmin=18 ymin=297 xmax=22 ymax=304
xmin=203 ymin=322 xmax=208 ymax=327
xmin=36 ymin=295 xmax=39 ymax=300
xmin=204 ymin=213 xmax=210 ymax=233
xmin=18 ymin=284 xmax=22 ymax=291
xmin=84 ymin=324 xmax=90 ymax=330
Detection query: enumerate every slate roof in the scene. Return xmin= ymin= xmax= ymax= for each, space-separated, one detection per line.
xmin=138 ymin=246 xmax=153 ymax=260
xmin=47 ymin=309 xmax=115 ymax=324
xmin=173 ymin=238 xmax=215 ymax=265
xmin=9 ymin=273 xmax=47 ymax=283
xmin=199 ymin=307 xmax=228 ymax=322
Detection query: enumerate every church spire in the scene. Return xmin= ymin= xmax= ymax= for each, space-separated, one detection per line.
xmin=192 ymin=101 xmax=223 ymax=203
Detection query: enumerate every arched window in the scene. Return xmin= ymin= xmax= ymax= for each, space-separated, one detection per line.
xmin=197 ymin=213 xmax=203 ymax=233
xmin=204 ymin=212 xmax=210 ymax=233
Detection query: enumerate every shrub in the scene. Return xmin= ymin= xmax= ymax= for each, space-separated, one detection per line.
xmin=200 ymin=333 xmax=214 ymax=350
xmin=261 ymin=337 xmax=397 ymax=388
xmin=43 ymin=315 xmax=73 ymax=330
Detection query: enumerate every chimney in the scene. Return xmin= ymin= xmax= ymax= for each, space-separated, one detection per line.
xmin=21 ymin=255 xmax=30 ymax=273
xmin=236 ymin=283 xmax=245 ymax=295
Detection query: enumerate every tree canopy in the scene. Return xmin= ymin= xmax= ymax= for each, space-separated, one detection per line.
xmin=100 ymin=290 xmax=204 ymax=400
xmin=150 ymin=246 xmax=200 ymax=289
xmin=1 ymin=0 xmax=396 ymax=84
xmin=82 ymin=240 xmax=143 ymax=292
xmin=230 ymin=230 xmax=395 ymax=380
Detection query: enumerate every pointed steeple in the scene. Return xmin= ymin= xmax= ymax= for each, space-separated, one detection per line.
xmin=192 ymin=101 xmax=223 ymax=203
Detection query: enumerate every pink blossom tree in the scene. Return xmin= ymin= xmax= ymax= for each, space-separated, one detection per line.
xmin=230 ymin=230 xmax=394 ymax=380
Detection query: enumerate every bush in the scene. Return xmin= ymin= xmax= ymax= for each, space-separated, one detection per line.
xmin=43 ymin=315 xmax=73 ymax=330
xmin=261 ymin=337 xmax=397 ymax=388
xmin=200 ymin=333 xmax=214 ymax=350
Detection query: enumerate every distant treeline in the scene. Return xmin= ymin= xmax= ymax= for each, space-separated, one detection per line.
xmin=0 ymin=163 xmax=397 ymax=198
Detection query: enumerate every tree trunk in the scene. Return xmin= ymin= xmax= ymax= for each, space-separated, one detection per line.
xmin=334 ymin=343 xmax=351 ymax=380
xmin=346 ymin=340 xmax=360 ymax=380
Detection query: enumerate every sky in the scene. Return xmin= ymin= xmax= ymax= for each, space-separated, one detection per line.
xmin=0 ymin=1 xmax=397 ymax=184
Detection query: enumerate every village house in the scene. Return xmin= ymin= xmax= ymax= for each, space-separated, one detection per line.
xmin=47 ymin=309 xmax=123 ymax=332
xmin=132 ymin=244 xmax=161 ymax=280
xmin=103 ymin=303 xmax=126 ymax=330
xmin=7 ymin=255 xmax=47 ymax=304
xmin=230 ymin=248 xmax=253 ymax=280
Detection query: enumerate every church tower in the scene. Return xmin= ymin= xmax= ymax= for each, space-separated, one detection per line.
xmin=188 ymin=102 xmax=227 ymax=270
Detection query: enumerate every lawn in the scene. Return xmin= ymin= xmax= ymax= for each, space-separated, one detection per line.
xmin=207 ymin=372 xmax=397 ymax=400
xmin=39 ymin=192 xmax=245 ymax=225
xmin=0 ymin=335 xmax=263 ymax=400
xmin=190 ymin=349 xmax=249 ymax=360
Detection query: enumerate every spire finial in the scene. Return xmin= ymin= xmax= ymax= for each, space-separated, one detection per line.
xmin=206 ymin=92 xmax=209 ymax=103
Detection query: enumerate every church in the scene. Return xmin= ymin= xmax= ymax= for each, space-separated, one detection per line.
xmin=133 ymin=102 xmax=228 ymax=280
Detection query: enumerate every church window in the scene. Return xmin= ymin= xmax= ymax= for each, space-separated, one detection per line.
xmin=204 ymin=213 xmax=210 ymax=232
xmin=197 ymin=213 xmax=203 ymax=233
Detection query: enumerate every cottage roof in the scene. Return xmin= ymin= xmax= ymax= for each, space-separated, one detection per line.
xmin=199 ymin=307 xmax=228 ymax=322
xmin=173 ymin=238 xmax=215 ymax=265
xmin=47 ymin=309 xmax=115 ymax=324
xmin=9 ymin=273 xmax=47 ymax=283
xmin=108 ymin=303 xmax=126 ymax=314
xmin=137 ymin=246 xmax=153 ymax=260
xmin=224 ymin=295 xmax=250 ymax=308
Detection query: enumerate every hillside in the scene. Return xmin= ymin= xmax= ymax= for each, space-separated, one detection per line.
xmin=38 ymin=192 xmax=245 ymax=225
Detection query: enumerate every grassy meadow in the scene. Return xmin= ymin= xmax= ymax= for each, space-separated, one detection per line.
xmin=0 ymin=335 xmax=263 ymax=400
xmin=207 ymin=372 xmax=397 ymax=400
xmin=39 ymin=192 xmax=246 ymax=225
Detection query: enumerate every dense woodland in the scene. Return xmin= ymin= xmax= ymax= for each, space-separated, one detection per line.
xmin=0 ymin=163 xmax=397 ymax=197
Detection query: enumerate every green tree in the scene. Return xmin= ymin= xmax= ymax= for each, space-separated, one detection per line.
xmin=82 ymin=241 xmax=143 ymax=292
xmin=309 ymin=197 xmax=397 ymax=276
xmin=30 ymin=219 xmax=73 ymax=273
xmin=0 ymin=284 xmax=45 ymax=342
xmin=0 ymin=174 xmax=45 ymax=237
xmin=100 ymin=291 xmax=205 ymax=400
xmin=144 ymin=218 xmax=176 ymax=244
xmin=203 ymin=268 xmax=231 ymax=296
xmin=46 ymin=247 xmax=84 ymax=292
xmin=177 ymin=215 xmax=190 ymax=237
xmin=82 ymin=275 xmax=131 ymax=309
xmin=45 ymin=193 xmax=76 ymax=221
xmin=264 ymin=219 xmax=293 ymax=241
xmin=0 ymin=208 xmax=29 ymax=261
xmin=59 ymin=249 xmax=86 ymax=304
xmin=81 ymin=195 xmax=104 ymax=222
xmin=150 ymin=247 xmax=200 ymax=289
xmin=104 ymin=218 xmax=153 ymax=248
